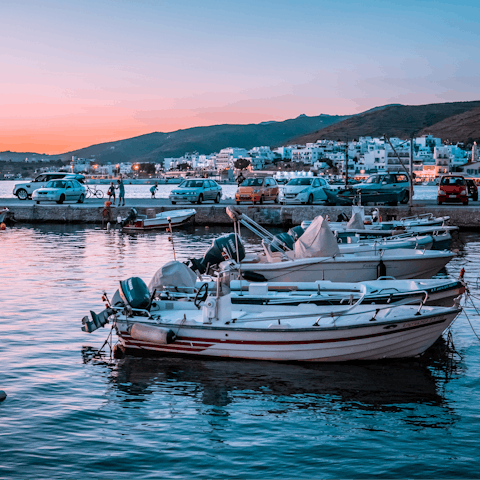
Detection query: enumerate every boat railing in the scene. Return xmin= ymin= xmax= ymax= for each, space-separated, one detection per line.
xmin=400 ymin=213 xmax=434 ymax=222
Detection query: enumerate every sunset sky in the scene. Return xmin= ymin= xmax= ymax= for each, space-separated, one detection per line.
xmin=1 ymin=0 xmax=479 ymax=154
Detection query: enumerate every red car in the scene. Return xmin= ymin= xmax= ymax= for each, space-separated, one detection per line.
xmin=437 ymin=175 xmax=469 ymax=205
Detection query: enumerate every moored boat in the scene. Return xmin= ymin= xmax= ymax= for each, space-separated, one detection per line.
xmin=121 ymin=208 xmax=196 ymax=231
xmin=82 ymin=274 xmax=462 ymax=362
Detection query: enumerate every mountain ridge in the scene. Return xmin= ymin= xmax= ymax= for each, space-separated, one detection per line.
xmin=291 ymin=101 xmax=480 ymax=144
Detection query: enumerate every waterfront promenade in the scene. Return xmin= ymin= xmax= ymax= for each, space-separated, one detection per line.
xmin=1 ymin=197 xmax=479 ymax=227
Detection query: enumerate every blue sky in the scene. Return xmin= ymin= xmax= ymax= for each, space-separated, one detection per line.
xmin=1 ymin=0 xmax=479 ymax=152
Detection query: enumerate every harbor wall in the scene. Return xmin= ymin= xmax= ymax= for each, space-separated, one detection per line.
xmin=3 ymin=203 xmax=480 ymax=228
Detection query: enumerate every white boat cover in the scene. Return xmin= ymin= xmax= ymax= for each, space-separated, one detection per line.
xmin=352 ymin=205 xmax=365 ymax=222
xmin=294 ymin=215 xmax=341 ymax=259
xmin=347 ymin=211 xmax=365 ymax=229
xmin=149 ymin=261 xmax=197 ymax=291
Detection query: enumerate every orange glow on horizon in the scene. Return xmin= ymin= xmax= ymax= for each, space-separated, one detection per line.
xmin=0 ymin=112 xmax=311 ymax=154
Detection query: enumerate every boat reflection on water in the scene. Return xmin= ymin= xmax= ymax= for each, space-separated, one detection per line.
xmin=82 ymin=338 xmax=461 ymax=417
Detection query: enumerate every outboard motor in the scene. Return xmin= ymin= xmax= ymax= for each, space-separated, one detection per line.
xmin=121 ymin=208 xmax=138 ymax=227
xmin=82 ymin=276 xmax=151 ymax=334
xmin=119 ymin=277 xmax=151 ymax=310
xmin=270 ymin=232 xmax=295 ymax=253
xmin=287 ymin=225 xmax=304 ymax=241
xmin=189 ymin=233 xmax=245 ymax=274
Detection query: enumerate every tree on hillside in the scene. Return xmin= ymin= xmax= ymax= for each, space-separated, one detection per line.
xmin=177 ymin=162 xmax=191 ymax=171
xmin=234 ymin=158 xmax=251 ymax=170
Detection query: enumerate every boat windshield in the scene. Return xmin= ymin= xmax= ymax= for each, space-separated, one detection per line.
xmin=47 ymin=180 xmax=67 ymax=188
xmin=287 ymin=178 xmax=313 ymax=186
xmin=241 ymin=178 xmax=264 ymax=187
xmin=179 ymin=180 xmax=204 ymax=188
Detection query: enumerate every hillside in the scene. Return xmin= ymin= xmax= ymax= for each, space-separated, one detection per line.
xmin=62 ymin=113 xmax=349 ymax=164
xmin=417 ymin=105 xmax=480 ymax=144
xmin=292 ymin=101 xmax=480 ymax=144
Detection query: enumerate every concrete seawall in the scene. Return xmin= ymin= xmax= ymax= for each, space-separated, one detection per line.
xmin=2 ymin=201 xmax=480 ymax=228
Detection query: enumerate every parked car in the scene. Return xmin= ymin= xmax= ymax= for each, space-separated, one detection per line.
xmin=13 ymin=172 xmax=77 ymax=200
xmin=324 ymin=172 xmax=410 ymax=206
xmin=465 ymin=179 xmax=478 ymax=201
xmin=235 ymin=177 xmax=279 ymax=204
xmin=32 ymin=179 xmax=86 ymax=204
xmin=437 ymin=175 xmax=469 ymax=205
xmin=280 ymin=177 xmax=329 ymax=204
xmin=169 ymin=179 xmax=222 ymax=204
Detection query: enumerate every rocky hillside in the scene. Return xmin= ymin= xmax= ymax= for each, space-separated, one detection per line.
xmin=417 ymin=105 xmax=480 ymax=144
xmin=61 ymin=113 xmax=349 ymax=164
xmin=292 ymin=101 xmax=480 ymax=144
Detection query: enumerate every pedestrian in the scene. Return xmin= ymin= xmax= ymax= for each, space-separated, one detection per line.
xmin=236 ymin=172 xmax=245 ymax=186
xmin=117 ymin=178 xmax=125 ymax=206
xmin=107 ymin=182 xmax=116 ymax=202
xmin=150 ymin=182 xmax=158 ymax=198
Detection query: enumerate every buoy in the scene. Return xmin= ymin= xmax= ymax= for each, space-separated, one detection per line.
xmin=0 ymin=223 xmax=6 ymax=230
xmin=0 ymin=390 xmax=7 ymax=401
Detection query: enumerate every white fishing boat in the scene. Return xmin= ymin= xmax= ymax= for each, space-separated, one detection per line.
xmin=199 ymin=209 xmax=454 ymax=283
xmin=149 ymin=261 xmax=464 ymax=307
xmin=121 ymin=208 xmax=196 ymax=231
xmin=230 ymin=249 xmax=453 ymax=283
xmin=82 ymin=274 xmax=461 ymax=362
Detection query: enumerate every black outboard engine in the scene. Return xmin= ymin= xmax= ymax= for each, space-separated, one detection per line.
xmin=189 ymin=233 xmax=245 ymax=274
xmin=121 ymin=208 xmax=138 ymax=227
xmin=287 ymin=225 xmax=304 ymax=241
xmin=270 ymin=232 xmax=295 ymax=253
xmin=119 ymin=277 xmax=151 ymax=310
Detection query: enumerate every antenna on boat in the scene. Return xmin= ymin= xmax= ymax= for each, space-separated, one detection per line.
xmin=167 ymin=217 xmax=177 ymax=261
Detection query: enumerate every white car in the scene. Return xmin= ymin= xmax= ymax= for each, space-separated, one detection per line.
xmin=13 ymin=172 xmax=72 ymax=200
xmin=280 ymin=177 xmax=329 ymax=204
xmin=32 ymin=179 xmax=86 ymax=204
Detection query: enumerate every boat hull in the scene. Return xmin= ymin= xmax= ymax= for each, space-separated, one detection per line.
xmin=123 ymin=209 xmax=196 ymax=231
xmin=239 ymin=251 xmax=454 ymax=283
xmin=116 ymin=309 xmax=458 ymax=362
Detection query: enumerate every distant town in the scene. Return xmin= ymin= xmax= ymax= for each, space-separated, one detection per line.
xmin=2 ymin=134 xmax=480 ymax=182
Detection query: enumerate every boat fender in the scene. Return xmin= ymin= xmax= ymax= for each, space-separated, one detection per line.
xmin=377 ymin=259 xmax=387 ymax=279
xmin=130 ymin=323 xmax=175 ymax=344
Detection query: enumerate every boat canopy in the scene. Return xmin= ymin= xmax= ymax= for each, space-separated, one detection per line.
xmin=149 ymin=261 xmax=197 ymax=291
xmin=294 ymin=215 xmax=341 ymax=259
xmin=346 ymin=212 xmax=365 ymax=229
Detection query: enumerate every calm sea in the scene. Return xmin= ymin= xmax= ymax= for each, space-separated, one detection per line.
xmin=1 ymin=225 xmax=480 ymax=479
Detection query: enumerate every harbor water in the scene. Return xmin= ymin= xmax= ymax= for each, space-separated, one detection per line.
xmin=1 ymin=225 xmax=480 ymax=478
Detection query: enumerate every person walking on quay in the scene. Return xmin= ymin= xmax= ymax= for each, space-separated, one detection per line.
xmin=107 ymin=182 xmax=116 ymax=202
xmin=150 ymin=182 xmax=158 ymax=198
xmin=117 ymin=178 xmax=125 ymax=206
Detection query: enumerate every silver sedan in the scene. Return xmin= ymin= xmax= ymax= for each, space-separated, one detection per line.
xmin=169 ymin=179 xmax=222 ymax=204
